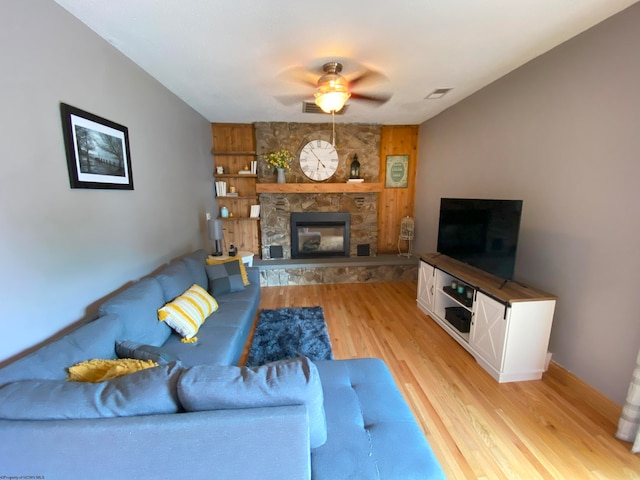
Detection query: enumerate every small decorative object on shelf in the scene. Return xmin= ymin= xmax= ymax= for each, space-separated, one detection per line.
xmin=228 ymin=244 xmax=237 ymax=256
xmin=264 ymin=149 xmax=293 ymax=170
xmin=264 ymin=149 xmax=293 ymax=183
xmin=398 ymin=216 xmax=414 ymax=257
xmin=215 ymin=181 xmax=227 ymax=197
xmin=350 ymin=154 xmax=361 ymax=179
xmin=220 ymin=206 xmax=229 ymax=218
xmin=443 ymin=285 xmax=474 ymax=308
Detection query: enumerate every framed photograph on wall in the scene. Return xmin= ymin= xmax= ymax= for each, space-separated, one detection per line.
xmin=60 ymin=103 xmax=134 ymax=190
xmin=385 ymin=155 xmax=409 ymax=188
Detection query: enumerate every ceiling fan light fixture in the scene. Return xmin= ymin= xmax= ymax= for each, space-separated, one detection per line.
xmin=315 ymin=90 xmax=350 ymax=113
xmin=314 ymin=62 xmax=351 ymax=113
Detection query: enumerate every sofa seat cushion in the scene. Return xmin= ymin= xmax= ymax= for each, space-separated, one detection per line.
xmin=312 ymin=359 xmax=446 ymax=480
xmin=0 ymin=362 xmax=183 ymax=420
xmin=99 ymin=277 xmax=171 ymax=346
xmin=178 ymin=357 xmax=326 ymax=448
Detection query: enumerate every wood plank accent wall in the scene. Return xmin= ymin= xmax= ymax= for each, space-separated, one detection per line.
xmin=211 ymin=123 xmax=255 ymax=153
xmin=377 ymin=125 xmax=419 ymax=254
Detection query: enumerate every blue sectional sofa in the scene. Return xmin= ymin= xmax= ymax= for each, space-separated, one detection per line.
xmin=0 ymin=249 xmax=445 ymax=479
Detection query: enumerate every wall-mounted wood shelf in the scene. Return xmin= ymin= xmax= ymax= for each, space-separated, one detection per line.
xmin=256 ymin=182 xmax=383 ymax=194
xmin=215 ymin=174 xmax=257 ymax=179
xmin=211 ymin=151 xmax=256 ymax=156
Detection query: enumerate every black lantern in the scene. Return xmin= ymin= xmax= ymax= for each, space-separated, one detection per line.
xmin=350 ymin=154 xmax=360 ymax=179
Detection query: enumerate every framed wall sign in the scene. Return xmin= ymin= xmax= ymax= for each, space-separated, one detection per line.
xmin=60 ymin=103 xmax=134 ymax=190
xmin=385 ymin=155 xmax=409 ymax=188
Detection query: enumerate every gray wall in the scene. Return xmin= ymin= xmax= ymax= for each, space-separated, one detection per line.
xmin=0 ymin=1 xmax=214 ymax=364
xmin=415 ymin=3 xmax=640 ymax=404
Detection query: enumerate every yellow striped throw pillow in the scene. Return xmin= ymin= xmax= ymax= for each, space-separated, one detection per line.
xmin=157 ymin=284 xmax=218 ymax=343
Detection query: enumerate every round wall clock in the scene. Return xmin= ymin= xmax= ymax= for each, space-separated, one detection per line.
xmin=299 ymin=140 xmax=339 ymax=181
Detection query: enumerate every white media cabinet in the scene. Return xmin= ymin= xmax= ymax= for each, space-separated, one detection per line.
xmin=417 ymin=253 xmax=557 ymax=382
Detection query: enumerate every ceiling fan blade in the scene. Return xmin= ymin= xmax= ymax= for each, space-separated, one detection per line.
xmin=274 ymin=93 xmax=312 ymax=106
xmin=278 ymin=65 xmax=319 ymax=88
xmin=348 ymin=69 xmax=387 ymax=88
xmin=350 ymin=91 xmax=392 ymax=104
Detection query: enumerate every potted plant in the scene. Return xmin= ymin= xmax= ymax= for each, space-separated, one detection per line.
xmin=264 ymin=149 xmax=293 ymax=183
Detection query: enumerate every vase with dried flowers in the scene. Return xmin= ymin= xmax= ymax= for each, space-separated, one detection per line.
xmin=264 ymin=149 xmax=293 ymax=183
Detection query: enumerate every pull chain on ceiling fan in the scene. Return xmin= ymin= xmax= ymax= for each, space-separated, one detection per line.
xmin=314 ymin=62 xmax=349 ymax=147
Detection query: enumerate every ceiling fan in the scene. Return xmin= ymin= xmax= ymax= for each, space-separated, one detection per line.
xmin=278 ymin=61 xmax=392 ymax=114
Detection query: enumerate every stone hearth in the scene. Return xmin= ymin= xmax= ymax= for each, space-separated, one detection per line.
xmin=255 ymin=255 xmax=418 ymax=286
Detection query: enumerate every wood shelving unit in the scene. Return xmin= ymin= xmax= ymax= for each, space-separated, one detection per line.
xmin=211 ymin=123 xmax=260 ymax=255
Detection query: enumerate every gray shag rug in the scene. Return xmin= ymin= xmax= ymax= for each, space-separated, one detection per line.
xmin=246 ymin=306 xmax=334 ymax=367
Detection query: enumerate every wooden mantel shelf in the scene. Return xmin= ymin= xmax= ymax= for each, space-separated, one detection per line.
xmin=256 ymin=182 xmax=383 ymax=193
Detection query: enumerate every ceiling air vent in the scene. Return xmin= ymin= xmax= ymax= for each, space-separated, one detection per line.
xmin=302 ymin=101 xmax=348 ymax=114
xmin=425 ymin=88 xmax=452 ymax=100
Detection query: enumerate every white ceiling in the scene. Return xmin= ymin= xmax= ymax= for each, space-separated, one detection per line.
xmin=54 ymin=0 xmax=638 ymax=125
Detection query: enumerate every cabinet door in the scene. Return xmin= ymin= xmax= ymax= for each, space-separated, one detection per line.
xmin=417 ymin=262 xmax=436 ymax=313
xmin=470 ymin=292 xmax=509 ymax=372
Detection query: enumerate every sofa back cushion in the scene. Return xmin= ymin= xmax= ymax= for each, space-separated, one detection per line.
xmin=180 ymin=250 xmax=208 ymax=290
xmin=0 ymin=362 xmax=183 ymax=420
xmin=155 ymin=261 xmax=194 ymax=302
xmin=177 ymin=356 xmax=327 ymax=448
xmin=98 ymin=277 xmax=171 ymax=346
xmin=0 ymin=314 xmax=124 ymax=385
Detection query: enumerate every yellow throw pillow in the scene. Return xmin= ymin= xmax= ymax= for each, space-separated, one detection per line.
xmin=206 ymin=256 xmax=249 ymax=286
xmin=68 ymin=358 xmax=158 ymax=383
xmin=158 ymin=284 xmax=218 ymax=343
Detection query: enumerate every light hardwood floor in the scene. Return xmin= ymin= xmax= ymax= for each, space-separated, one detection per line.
xmin=254 ymin=281 xmax=640 ymax=479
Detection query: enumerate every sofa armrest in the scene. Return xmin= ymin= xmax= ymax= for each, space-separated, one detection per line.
xmin=0 ymin=406 xmax=310 ymax=480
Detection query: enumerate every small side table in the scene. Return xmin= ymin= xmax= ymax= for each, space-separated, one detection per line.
xmin=209 ymin=251 xmax=254 ymax=267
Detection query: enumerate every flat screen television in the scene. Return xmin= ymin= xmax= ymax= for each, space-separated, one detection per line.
xmin=437 ymin=198 xmax=523 ymax=280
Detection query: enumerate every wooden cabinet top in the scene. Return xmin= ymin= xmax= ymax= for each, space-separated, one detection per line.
xmin=420 ymin=253 xmax=557 ymax=303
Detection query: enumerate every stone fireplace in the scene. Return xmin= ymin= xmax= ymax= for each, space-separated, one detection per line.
xmin=259 ymin=192 xmax=377 ymax=260
xmin=255 ymin=122 xmax=381 ymax=260
xmin=291 ymin=212 xmax=350 ymax=259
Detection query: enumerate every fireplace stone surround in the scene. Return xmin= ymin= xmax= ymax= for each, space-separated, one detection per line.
xmin=254 ymin=121 xmax=417 ymax=285
xmin=259 ymin=192 xmax=377 ymax=260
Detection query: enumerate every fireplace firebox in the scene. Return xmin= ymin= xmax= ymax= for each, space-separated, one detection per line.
xmin=291 ymin=212 xmax=350 ymax=259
